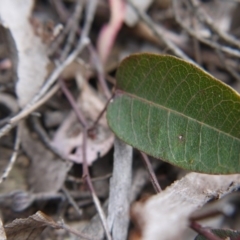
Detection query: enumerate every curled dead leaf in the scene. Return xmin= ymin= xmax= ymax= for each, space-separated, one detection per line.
xmin=52 ymin=82 xmax=114 ymax=165
xmin=4 ymin=211 xmax=59 ymax=240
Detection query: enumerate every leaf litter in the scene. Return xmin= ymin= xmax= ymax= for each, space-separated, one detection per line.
xmin=0 ymin=0 xmax=240 ymax=239
xmin=52 ymin=79 xmax=114 ymax=165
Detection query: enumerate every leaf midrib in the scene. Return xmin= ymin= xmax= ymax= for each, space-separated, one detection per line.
xmin=117 ymin=91 xmax=240 ymax=142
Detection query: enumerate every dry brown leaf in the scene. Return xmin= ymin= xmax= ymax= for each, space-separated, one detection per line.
xmin=0 ymin=0 xmax=50 ymax=107
xmin=4 ymin=211 xmax=59 ymax=240
xmin=52 ymin=82 xmax=114 ymax=165
xmin=21 ymin=122 xmax=71 ymax=193
xmin=131 ymin=173 xmax=240 ymax=240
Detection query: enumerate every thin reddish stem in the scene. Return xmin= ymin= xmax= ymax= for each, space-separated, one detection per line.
xmin=190 ymin=221 xmax=222 ymax=240
xmin=140 ymin=152 xmax=162 ymax=193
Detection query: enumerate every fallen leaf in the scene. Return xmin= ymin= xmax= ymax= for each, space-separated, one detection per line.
xmin=130 ymin=173 xmax=240 ymax=240
xmin=52 ymin=82 xmax=114 ymax=165
xmin=107 ymin=53 xmax=240 ymax=174
xmin=0 ymin=0 xmax=50 ymax=107
xmin=4 ymin=211 xmax=59 ymax=240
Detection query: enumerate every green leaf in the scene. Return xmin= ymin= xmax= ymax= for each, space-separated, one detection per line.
xmin=107 ymin=53 xmax=240 ymax=174
xmin=194 ymin=229 xmax=240 ymax=240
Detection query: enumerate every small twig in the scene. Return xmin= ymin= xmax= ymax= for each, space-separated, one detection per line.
xmin=127 ymin=0 xmax=195 ymax=64
xmin=83 ymin=126 xmax=112 ymax=240
xmin=32 ymin=41 xmax=89 ymax=108
xmin=59 ymin=51 xmax=109 ymax=158
xmin=172 ymin=0 xmax=240 ymax=58
xmin=62 ymin=186 xmax=83 ymax=218
xmin=130 ymin=161 xmax=162 ymax=202
xmin=90 ymin=94 xmax=114 ymax=130
xmin=140 ymin=152 xmax=162 ymax=193
xmin=60 ymin=0 xmax=83 ymax=62
xmin=216 ymin=50 xmax=240 ymax=82
xmin=88 ymin=44 xmax=111 ymax=99
xmin=48 ymin=19 xmax=72 ymax=57
xmin=51 ymin=0 xmax=70 ymax=23
xmin=192 ymin=17 xmax=202 ymax=65
xmin=190 ymin=0 xmax=240 ymax=49
xmin=49 ymin=0 xmax=82 ymax=57
xmin=190 ymin=221 xmax=222 ymax=240
xmin=51 ymin=0 xmax=111 ymax=100
xmin=60 ymin=76 xmax=112 ymax=240
xmin=0 ymin=126 xmax=21 ymax=184
xmin=59 ymin=78 xmax=88 ymax=128
xmin=0 ymin=84 xmax=59 ymax=139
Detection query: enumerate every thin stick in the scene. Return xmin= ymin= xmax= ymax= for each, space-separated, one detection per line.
xmin=0 ymin=84 xmax=59 ymax=139
xmin=190 ymin=221 xmax=222 ymax=240
xmin=127 ymin=0 xmax=195 ymax=64
xmin=59 ymin=78 xmax=88 ymax=128
xmin=172 ymin=0 xmax=240 ymax=58
xmin=140 ymin=152 xmax=162 ymax=193
xmin=60 ymin=0 xmax=83 ymax=62
xmin=60 ymin=79 xmax=112 ymax=240
xmin=90 ymin=94 xmax=113 ymax=130
xmin=190 ymin=0 xmax=240 ymax=49
xmin=51 ymin=0 xmax=69 ymax=23
xmin=192 ymin=17 xmax=202 ymax=65
xmin=51 ymin=0 xmax=88 ymax=60
xmin=216 ymin=50 xmax=240 ymax=82
xmin=0 ymin=126 xmax=21 ymax=184
xmin=51 ymin=0 xmax=111 ymax=99
xmin=88 ymin=44 xmax=111 ymax=99
xmin=62 ymin=186 xmax=83 ymax=218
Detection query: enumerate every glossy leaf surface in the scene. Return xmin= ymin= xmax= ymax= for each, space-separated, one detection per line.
xmin=107 ymin=53 xmax=240 ymax=174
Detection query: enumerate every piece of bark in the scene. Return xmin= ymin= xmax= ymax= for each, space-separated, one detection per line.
xmin=0 ymin=0 xmax=50 ymax=108
xmin=131 ymin=172 xmax=240 ymax=240
xmin=80 ymin=159 xmax=154 ymax=240
xmin=107 ymin=137 xmax=133 ymax=240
